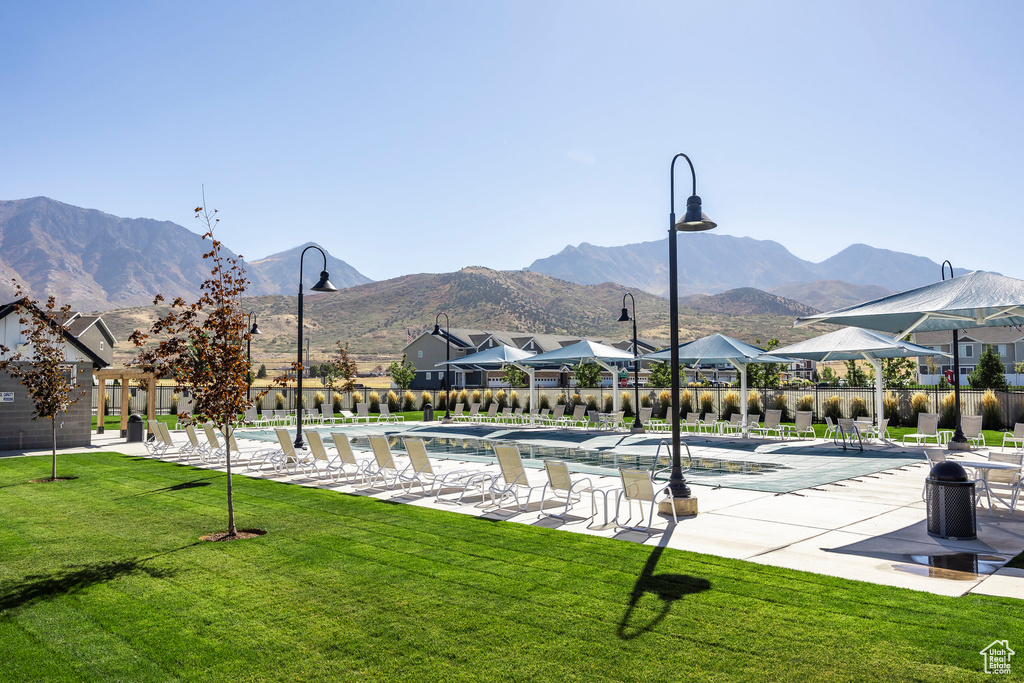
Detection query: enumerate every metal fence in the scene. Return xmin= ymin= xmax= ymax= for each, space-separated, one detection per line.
xmin=92 ymin=384 xmax=1024 ymax=428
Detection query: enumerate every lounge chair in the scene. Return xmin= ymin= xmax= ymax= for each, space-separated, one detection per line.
xmin=378 ymin=404 xmax=405 ymax=423
xmin=364 ymin=435 xmax=403 ymax=488
xmin=399 ymin=438 xmax=491 ymax=500
xmin=479 ymin=404 xmax=500 ymax=424
xmin=903 ymin=413 xmax=943 ymax=446
xmin=1002 ymin=423 xmax=1024 ymax=451
xmin=488 ymin=444 xmax=547 ymax=512
xmin=697 ymin=412 xmax=719 ymax=434
xmin=979 ymin=452 xmax=1024 ymax=514
xmin=540 ymin=460 xmax=598 ymax=521
xmin=823 ymin=416 xmax=838 ymax=440
xmin=959 ymin=415 xmax=985 ymax=448
xmin=449 ymin=403 xmax=465 ymax=420
xmin=543 ymin=405 xmax=566 ymax=427
xmin=563 ymin=404 xmax=588 ymax=428
xmin=785 ymin=411 xmax=815 ymax=439
xmin=202 ymin=423 xmax=275 ymax=466
xmin=613 ymin=468 xmax=677 ymax=531
xmin=356 ymin=403 xmax=373 ymax=423
xmin=319 ymin=405 xmax=338 ymax=425
xmin=681 ymin=412 xmax=701 ymax=434
xmin=636 ymin=407 xmax=654 ymax=430
xmin=302 ymin=430 xmax=339 ymax=479
xmin=721 ymin=414 xmax=743 ymax=435
xmin=144 ymin=419 xmax=170 ymax=456
xmin=751 ymin=409 xmax=784 ymax=439
xmin=245 ymin=428 xmax=300 ymax=473
xmin=454 ymin=403 xmax=480 ymax=423
xmin=327 ymin=432 xmax=373 ymax=483
xmin=183 ymin=424 xmax=209 ymax=461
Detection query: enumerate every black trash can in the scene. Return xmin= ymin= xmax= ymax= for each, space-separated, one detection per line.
xmin=422 ymin=403 xmax=434 ymax=422
xmin=126 ymin=413 xmax=145 ymax=443
xmin=925 ymin=461 xmax=977 ymax=540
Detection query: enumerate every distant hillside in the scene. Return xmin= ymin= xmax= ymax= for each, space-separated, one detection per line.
xmin=681 ymin=288 xmax=818 ymax=317
xmin=0 ymin=197 xmax=371 ymax=310
xmin=248 ymin=242 xmax=372 ymax=292
xmin=103 ymin=267 xmax=827 ymax=364
xmin=526 ymin=236 xmax=971 ymax=297
xmin=769 ymin=280 xmax=894 ymax=312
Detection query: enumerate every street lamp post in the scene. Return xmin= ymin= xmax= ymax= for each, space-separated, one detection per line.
xmin=941 ymin=260 xmax=969 ymax=450
xmin=617 ymin=292 xmax=644 ymax=433
xmin=432 ymin=312 xmax=452 ymax=421
xmin=246 ymin=311 xmax=262 ymax=403
xmin=294 ymin=246 xmax=338 ymax=449
xmin=668 ymin=153 xmax=717 ymax=502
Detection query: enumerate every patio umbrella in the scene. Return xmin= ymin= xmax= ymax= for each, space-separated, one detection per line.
xmin=435 ymin=345 xmax=537 ymax=412
xmin=795 ymin=270 xmax=1024 ymax=446
xmin=640 ymin=333 xmax=790 ymax=436
xmin=518 ymin=339 xmax=636 ymax=414
xmin=772 ymin=327 xmax=951 ymax=433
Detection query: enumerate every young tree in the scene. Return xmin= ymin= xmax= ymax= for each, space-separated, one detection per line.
xmin=968 ymin=345 xmax=1009 ymax=390
xmin=882 ymin=356 xmax=917 ymax=389
xmin=647 ymin=362 xmax=672 ymax=388
xmin=819 ymin=366 xmax=840 ymax=387
xmin=388 ymin=353 xmax=416 ymax=389
xmin=326 ymin=341 xmax=358 ymax=392
xmin=256 ymin=363 xmax=268 ymax=379
xmin=130 ymin=200 xmax=272 ymax=537
xmin=572 ymin=360 xmax=603 ymax=388
xmin=746 ymin=338 xmax=782 ymax=389
xmin=500 ymin=364 xmax=528 ymax=388
xmin=0 ymin=283 xmax=88 ymax=480
xmin=844 ymin=359 xmax=870 ymax=387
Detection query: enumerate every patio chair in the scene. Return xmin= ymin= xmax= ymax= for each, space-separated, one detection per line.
xmin=697 ymin=412 xmax=719 ymax=435
xmin=399 ymin=438 xmax=491 ymax=500
xmin=721 ymin=414 xmax=743 ymax=435
xmin=903 ymin=413 xmax=943 ymax=446
xmin=613 ymin=468 xmax=677 ymax=531
xmin=511 ymin=407 xmax=525 ymax=424
xmin=835 ymin=418 xmax=863 ymax=452
xmin=1002 ymin=423 xmax=1024 ymax=451
xmin=183 ymin=424 xmax=209 ymax=461
xmin=858 ymin=418 xmax=891 ymax=442
xmin=479 ymin=404 xmax=500 ymax=424
xmin=155 ymin=422 xmax=186 ymax=458
xmin=202 ymin=423 xmax=271 ymax=466
xmin=681 ymin=412 xmax=701 ymax=434
xmin=785 ymin=411 xmax=815 ymax=439
xmin=539 ymin=460 xmax=598 ymax=521
xmin=979 ymin=452 xmax=1024 ymax=514
xmin=302 ymin=430 xmax=337 ymax=479
xmin=636 ymin=407 xmax=654 ymax=430
xmin=921 ymin=448 xmax=949 ymax=500
xmin=454 ymin=402 xmax=480 ymax=423
xmin=329 ymin=432 xmax=374 ymax=483
xmin=144 ymin=420 xmax=170 ymax=456
xmin=246 ymin=428 xmax=299 ymax=473
xmin=339 ymin=408 xmax=365 ymax=424
xmin=544 ymin=404 xmax=566 ymax=426
xmin=751 ymin=409 xmax=784 ymax=439
xmin=379 ymin=404 xmax=405 ymax=423
xmin=250 ymin=409 xmax=270 ymax=428
xmin=449 ymin=403 xmax=465 ymax=420
xmin=356 ymin=403 xmax=372 ymax=423
xmin=364 ymin=435 xmax=403 ymax=489
xmin=498 ymin=407 xmax=514 ymax=425
xmin=488 ymin=444 xmax=547 ymax=512
xmin=960 ymin=415 xmax=985 ymax=448
xmin=242 ymin=406 xmax=260 ymax=427
xmin=319 ymin=405 xmax=338 ymax=425
xmin=610 ymin=410 xmax=625 ymax=430
xmin=564 ymin=404 xmax=588 ymax=428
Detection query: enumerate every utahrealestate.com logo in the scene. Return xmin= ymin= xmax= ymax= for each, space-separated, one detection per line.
xmin=980 ymin=640 xmax=1014 ymax=675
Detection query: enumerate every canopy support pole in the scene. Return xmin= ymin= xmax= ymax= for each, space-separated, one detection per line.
xmin=864 ymin=354 xmax=884 ymax=433
xmin=729 ymin=359 xmax=748 ymax=438
xmin=596 ymin=360 xmax=619 ymax=414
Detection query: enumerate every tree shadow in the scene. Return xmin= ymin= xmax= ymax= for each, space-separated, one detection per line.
xmin=114 ymin=477 xmax=218 ymax=499
xmin=617 ymin=545 xmax=710 ymax=640
xmin=0 ymin=557 xmax=179 ymax=612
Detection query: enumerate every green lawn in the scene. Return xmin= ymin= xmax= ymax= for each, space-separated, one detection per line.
xmin=1 ymin=453 xmax=1020 ymax=681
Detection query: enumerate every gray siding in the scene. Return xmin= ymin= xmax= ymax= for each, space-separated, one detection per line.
xmin=0 ymin=362 xmax=94 ymax=450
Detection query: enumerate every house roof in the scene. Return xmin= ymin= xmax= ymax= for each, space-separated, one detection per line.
xmin=913 ymin=327 xmax=1024 ymax=345
xmin=0 ymin=300 xmax=109 ymax=368
xmin=65 ymin=314 xmax=118 ymax=345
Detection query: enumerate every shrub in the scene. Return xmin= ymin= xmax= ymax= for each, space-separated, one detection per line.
xmin=722 ymin=390 xmax=740 ymax=420
xmin=746 ymin=389 xmax=761 ymax=416
xmin=539 ymin=394 xmax=551 ymax=410
xmin=620 ymin=392 xmax=633 ymax=417
xmin=883 ymin=391 xmax=900 ymax=427
xmin=403 ymin=390 xmax=416 ymax=412
xmin=420 ymin=391 xmax=432 ymax=410
xmin=275 ymin=392 xmax=285 ymax=410
xmin=679 ymin=389 xmax=694 ymax=417
xmin=910 ymin=391 xmax=929 ymax=425
xmin=314 ymin=391 xmax=326 ymax=410
xmin=822 ymin=395 xmax=843 ymax=421
xmin=495 ymin=389 xmax=508 ymax=411
xmin=641 ymin=393 xmax=653 ymax=408
xmin=437 ymin=390 xmax=448 ymax=410
xmin=938 ymin=392 xmax=956 ymax=429
xmin=586 ymin=394 xmax=599 ymax=412
xmin=981 ymin=389 xmax=1003 ymax=430
xmin=300 ymin=394 xmax=307 ymax=408
xmin=458 ymin=389 xmax=469 ymax=405
xmin=510 ymin=390 xmax=520 ymax=410
xmin=658 ymin=390 xmax=672 ymax=419
xmin=352 ymin=393 xmax=364 ymax=405
xmin=850 ymin=396 xmax=868 ymax=419
xmin=170 ymin=394 xmax=179 ymax=416
xmin=797 ymin=394 xmax=814 ymax=413
xmin=556 ymin=393 xmax=567 ymax=406
xmin=387 ymin=390 xmax=400 ymax=412
xmin=771 ymin=393 xmax=788 ymax=421
xmin=699 ymin=391 xmax=715 ymax=415
xmin=603 ymin=394 xmax=613 ymax=413
xmin=332 ymin=393 xmax=343 ymax=413
xmin=369 ymin=391 xmax=381 ymax=413
xmin=482 ymin=389 xmax=493 ymax=410
xmin=471 ymin=389 xmax=482 ymax=405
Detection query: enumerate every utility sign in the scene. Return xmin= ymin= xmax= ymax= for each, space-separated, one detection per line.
xmin=0 ymin=392 xmax=13 ymax=403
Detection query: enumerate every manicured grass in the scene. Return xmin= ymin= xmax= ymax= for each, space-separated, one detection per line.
xmin=1 ymin=454 xmax=1018 ymax=681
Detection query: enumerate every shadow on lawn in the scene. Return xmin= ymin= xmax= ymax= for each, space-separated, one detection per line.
xmin=0 ymin=553 xmax=187 ymax=613
xmin=618 ymin=546 xmax=710 ymax=640
xmin=114 ymin=477 xmax=219 ymax=500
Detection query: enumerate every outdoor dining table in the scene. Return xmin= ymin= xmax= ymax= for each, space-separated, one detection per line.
xmin=956 ymin=459 xmax=1022 ymax=515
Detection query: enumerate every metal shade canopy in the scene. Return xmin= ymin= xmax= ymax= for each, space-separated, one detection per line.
xmin=518 ymin=339 xmax=635 ymax=415
xmin=773 ymin=327 xmax=951 ymax=432
xmin=311 ymin=270 xmax=337 ymax=293
xmin=435 ymin=344 xmax=535 ymax=369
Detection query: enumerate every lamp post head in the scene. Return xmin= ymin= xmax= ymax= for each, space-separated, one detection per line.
xmin=675 ymin=195 xmax=717 ymax=232
xmin=311 ymin=270 xmax=337 ymax=293
xmin=617 ymin=307 xmax=631 ymax=323
xmin=250 ymin=322 xmax=262 ymax=335
xmin=432 ymin=323 xmax=441 ymax=335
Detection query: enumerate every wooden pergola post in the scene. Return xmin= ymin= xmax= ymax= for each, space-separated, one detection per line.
xmin=97 ymin=379 xmax=107 ymax=434
xmin=94 ymin=369 xmax=158 ymax=439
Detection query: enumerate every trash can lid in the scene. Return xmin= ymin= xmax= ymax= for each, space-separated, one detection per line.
xmin=929 ymin=460 xmax=968 ymax=482
xmin=128 ymin=413 xmax=143 ymax=423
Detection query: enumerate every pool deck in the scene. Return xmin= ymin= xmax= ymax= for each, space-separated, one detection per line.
xmin=6 ymin=424 xmax=1024 ymax=600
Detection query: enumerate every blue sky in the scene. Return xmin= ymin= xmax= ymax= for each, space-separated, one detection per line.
xmin=3 ymin=1 xmax=1022 ymax=282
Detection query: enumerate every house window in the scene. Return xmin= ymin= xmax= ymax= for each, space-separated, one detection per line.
xmin=99 ymin=340 xmax=104 ymax=350
xmin=996 ymin=345 xmax=1007 ymax=357
xmin=418 ymin=350 xmax=423 ymax=359
xmin=425 ymin=372 xmax=431 ymax=380
xmin=960 ymin=345 xmax=973 ymax=358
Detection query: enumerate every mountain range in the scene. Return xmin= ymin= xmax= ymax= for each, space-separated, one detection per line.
xmin=0 ymin=197 xmax=371 ymax=310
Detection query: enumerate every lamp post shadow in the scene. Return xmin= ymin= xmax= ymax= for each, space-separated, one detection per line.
xmin=617 ymin=545 xmax=710 ymax=640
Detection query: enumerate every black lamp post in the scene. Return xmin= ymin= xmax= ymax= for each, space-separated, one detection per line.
xmin=668 ymin=153 xmax=717 ymax=499
xmin=247 ymin=311 xmax=262 ymax=402
xmin=294 ymin=246 xmax=337 ymax=449
xmin=432 ymin=312 xmax=452 ymax=421
xmin=941 ymin=260 xmax=969 ymax=449
xmin=617 ymin=292 xmax=644 ymax=433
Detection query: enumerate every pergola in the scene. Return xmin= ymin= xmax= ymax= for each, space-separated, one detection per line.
xmin=94 ymin=368 xmax=158 ymax=437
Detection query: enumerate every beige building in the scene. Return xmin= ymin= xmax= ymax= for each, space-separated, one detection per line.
xmin=912 ymin=328 xmax=1024 ymax=384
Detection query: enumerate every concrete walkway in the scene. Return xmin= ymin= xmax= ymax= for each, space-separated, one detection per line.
xmin=6 ymin=425 xmax=1024 ymax=599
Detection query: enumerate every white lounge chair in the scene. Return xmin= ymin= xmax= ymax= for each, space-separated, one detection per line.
xmin=613 ymin=468 xmax=677 ymax=531
xmin=785 ymin=411 xmax=815 ymax=439
xmin=752 ymin=409 xmax=784 ymax=439
xmin=959 ymin=415 xmax=985 ymax=448
xmin=365 ymin=435 xmax=402 ymax=489
xmin=540 ymin=460 xmax=598 ymax=521
xmin=903 ymin=413 xmax=943 ymax=446
xmin=329 ymin=432 xmax=373 ymax=483
xmin=399 ymin=438 xmax=490 ymax=500
xmin=144 ymin=419 xmax=170 ymax=456
xmin=979 ymin=452 xmax=1024 ymax=514
xmin=488 ymin=444 xmax=546 ymax=512
xmin=543 ymin=405 xmax=566 ymax=427
xmin=697 ymin=412 xmax=719 ymax=435
xmin=378 ymin=404 xmax=405 ymax=423
xmin=823 ymin=416 xmax=838 ymax=440
xmin=1002 ymin=423 xmax=1024 ymax=451
xmin=454 ymin=403 xmax=480 ymax=423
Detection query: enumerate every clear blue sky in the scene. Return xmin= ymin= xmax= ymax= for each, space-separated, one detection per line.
xmin=3 ymin=1 xmax=1022 ymax=282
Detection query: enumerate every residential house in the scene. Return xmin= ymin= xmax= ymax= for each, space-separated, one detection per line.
xmin=912 ymin=328 xmax=1024 ymax=384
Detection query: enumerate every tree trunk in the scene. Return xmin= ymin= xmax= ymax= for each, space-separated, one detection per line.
xmin=223 ymin=421 xmax=236 ymax=536
xmin=51 ymin=417 xmax=57 ymax=481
